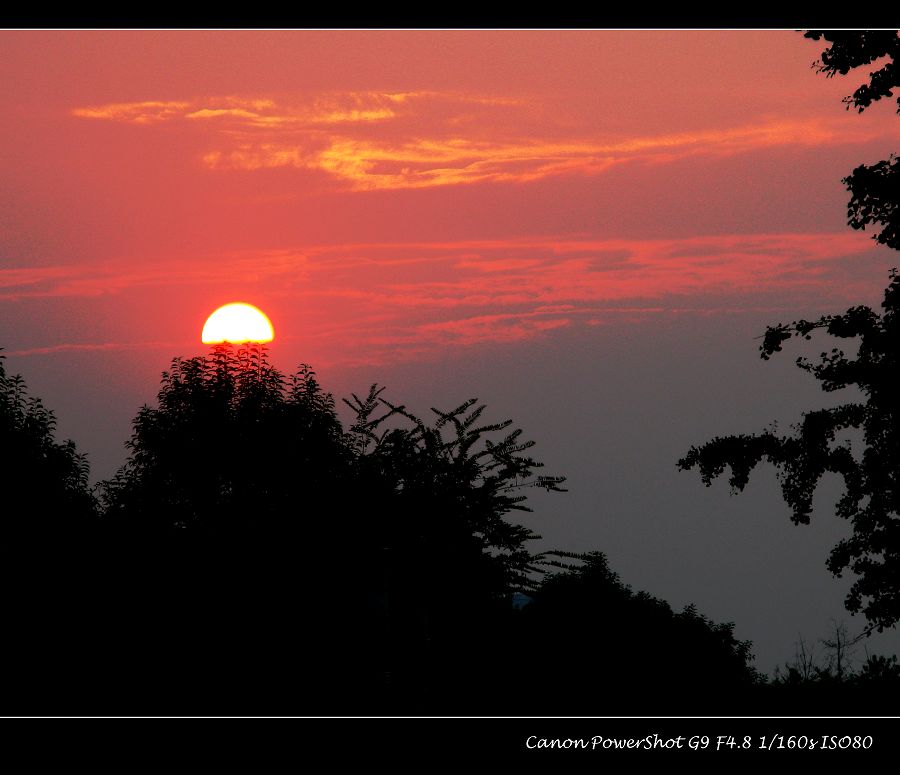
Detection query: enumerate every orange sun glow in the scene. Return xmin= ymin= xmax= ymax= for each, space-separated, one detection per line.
xmin=201 ymin=303 xmax=274 ymax=344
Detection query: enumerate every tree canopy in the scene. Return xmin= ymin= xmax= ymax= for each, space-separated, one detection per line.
xmin=101 ymin=343 xmax=565 ymax=587
xmin=805 ymin=31 xmax=900 ymax=251
xmin=100 ymin=344 xmax=349 ymax=533
xmin=2 ymin=343 xmax=764 ymax=714
xmin=504 ymin=551 xmax=761 ymax=714
xmin=0 ymin=350 xmax=96 ymax=537
xmin=679 ymin=31 xmax=900 ymax=632
xmin=93 ymin=343 xmax=567 ymax=713
xmin=804 ymin=31 xmax=900 ymax=115
xmin=679 ymin=273 xmax=900 ymax=630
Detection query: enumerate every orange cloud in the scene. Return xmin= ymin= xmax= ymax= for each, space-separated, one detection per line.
xmin=199 ymin=118 xmax=883 ymax=190
xmin=71 ymin=90 xmax=890 ymax=191
xmin=73 ymin=91 xmax=449 ymax=129
xmin=72 ymin=100 xmax=191 ymax=124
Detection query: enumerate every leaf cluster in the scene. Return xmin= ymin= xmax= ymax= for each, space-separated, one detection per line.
xmin=0 ymin=350 xmax=96 ymax=533
xmin=342 ymin=385 xmax=566 ymax=594
xmin=805 ymin=32 xmax=900 ymax=250
xmin=680 ymin=272 xmax=900 ymax=629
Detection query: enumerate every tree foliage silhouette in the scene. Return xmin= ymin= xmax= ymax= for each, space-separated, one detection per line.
xmin=680 ymin=274 xmax=900 ymax=629
xmin=768 ymin=622 xmax=899 ymax=713
xmin=101 ymin=344 xmax=348 ymax=533
xmin=679 ymin=31 xmax=900 ymax=631
xmin=805 ymin=31 xmax=900 ymax=250
xmin=5 ymin=344 xmax=863 ymax=714
xmin=343 ymin=385 xmax=566 ymax=595
xmin=503 ymin=551 xmax=761 ymax=713
xmin=96 ymin=343 xmax=566 ymax=712
xmin=338 ymin=385 xmax=567 ymax=709
xmin=102 ymin=344 xmax=563 ymax=577
xmin=0 ymin=351 xmax=104 ymax=713
xmin=0 ymin=350 xmax=96 ymax=535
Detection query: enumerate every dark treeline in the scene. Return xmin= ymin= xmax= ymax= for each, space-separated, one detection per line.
xmin=1 ymin=345 xmax=896 ymax=716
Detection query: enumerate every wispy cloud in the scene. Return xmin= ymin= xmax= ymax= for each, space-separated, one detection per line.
xmin=72 ymin=100 xmax=192 ymax=124
xmin=223 ymin=119 xmax=874 ymax=190
xmin=3 ymin=232 xmax=891 ymax=361
xmin=2 ymin=232 xmax=881 ymax=303
xmin=414 ymin=309 xmax=572 ymax=346
xmin=0 ymin=251 xmax=308 ymax=301
xmin=73 ymin=92 xmax=459 ymax=129
xmin=71 ymin=91 xmax=889 ymax=191
xmin=4 ymin=341 xmax=180 ymax=357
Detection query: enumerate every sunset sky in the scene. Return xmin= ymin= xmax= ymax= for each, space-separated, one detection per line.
xmin=3 ymin=30 xmax=899 ymax=672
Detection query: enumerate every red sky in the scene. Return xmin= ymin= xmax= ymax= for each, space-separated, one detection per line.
xmin=2 ymin=31 xmax=897 ymax=365
xmin=2 ymin=30 xmax=899 ymax=671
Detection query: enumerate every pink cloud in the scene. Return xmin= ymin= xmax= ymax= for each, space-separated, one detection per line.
xmin=4 ymin=231 xmax=891 ymax=364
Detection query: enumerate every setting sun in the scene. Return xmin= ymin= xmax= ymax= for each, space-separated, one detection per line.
xmin=201 ymin=303 xmax=274 ymax=344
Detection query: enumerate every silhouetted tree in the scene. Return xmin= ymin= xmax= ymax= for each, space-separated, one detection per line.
xmin=679 ymin=273 xmax=900 ymax=630
xmin=344 ymin=385 xmax=565 ymax=592
xmin=101 ymin=344 xmax=349 ymax=533
xmin=779 ymin=634 xmax=820 ymax=683
xmin=856 ymin=652 xmax=900 ymax=683
xmin=94 ymin=345 xmax=377 ymax=711
xmin=679 ymin=32 xmax=900 ymax=632
xmin=0 ymin=351 xmax=103 ymax=713
xmin=93 ymin=344 xmax=566 ymax=713
xmin=820 ymin=619 xmax=866 ymax=681
xmin=776 ymin=620 xmax=866 ymax=683
xmin=501 ymin=551 xmax=761 ymax=714
xmin=0 ymin=350 xmax=96 ymax=534
xmin=340 ymin=386 xmax=566 ymax=710
xmin=805 ymin=31 xmax=900 ymax=250
xmin=767 ymin=622 xmax=899 ymax=713
xmin=0 ymin=346 xmax=776 ymax=715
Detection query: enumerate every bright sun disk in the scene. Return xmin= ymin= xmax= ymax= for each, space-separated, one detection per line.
xmin=202 ymin=302 xmax=274 ymax=344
